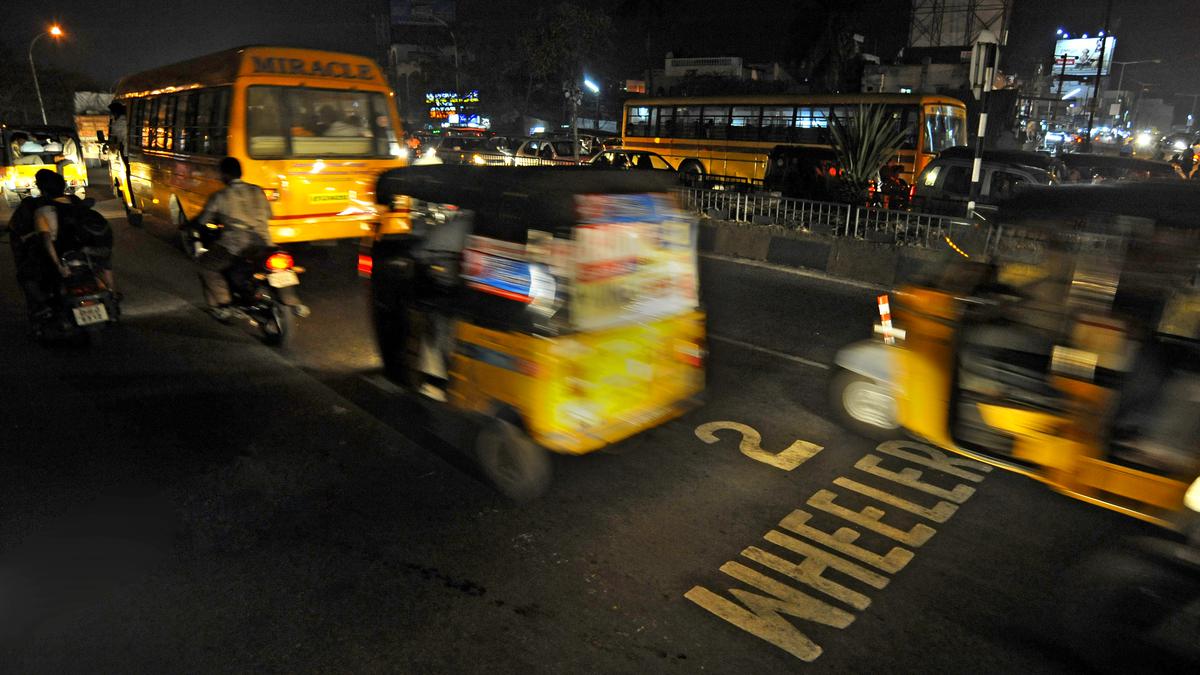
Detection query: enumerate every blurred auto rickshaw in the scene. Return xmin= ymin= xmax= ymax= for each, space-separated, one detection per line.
xmin=366 ymin=166 xmax=706 ymax=500
xmin=833 ymin=182 xmax=1200 ymax=527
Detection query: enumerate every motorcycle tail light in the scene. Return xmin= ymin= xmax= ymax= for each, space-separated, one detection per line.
xmin=265 ymin=252 xmax=294 ymax=271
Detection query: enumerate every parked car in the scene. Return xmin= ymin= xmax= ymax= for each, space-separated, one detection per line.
xmin=912 ymin=150 xmax=1053 ymax=218
xmin=587 ymin=149 xmax=674 ymax=171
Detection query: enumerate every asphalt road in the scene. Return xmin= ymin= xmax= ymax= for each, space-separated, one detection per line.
xmin=0 ymin=180 xmax=1164 ymax=673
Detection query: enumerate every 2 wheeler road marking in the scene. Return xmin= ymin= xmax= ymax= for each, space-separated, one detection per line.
xmin=685 ymin=439 xmax=990 ymax=662
xmin=708 ymin=334 xmax=830 ymax=371
xmin=694 ymin=421 xmax=824 ymax=471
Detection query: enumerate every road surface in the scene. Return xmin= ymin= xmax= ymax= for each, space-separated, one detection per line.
xmin=0 ymin=181 xmax=1162 ymax=673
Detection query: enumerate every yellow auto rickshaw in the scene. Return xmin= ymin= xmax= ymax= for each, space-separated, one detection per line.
xmin=859 ymin=182 xmax=1200 ymax=527
xmin=367 ymin=166 xmax=706 ymax=500
xmin=2 ymin=124 xmax=88 ymax=206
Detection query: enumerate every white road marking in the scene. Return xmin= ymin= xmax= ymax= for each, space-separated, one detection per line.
xmin=708 ymin=334 xmax=830 ymax=371
xmin=701 ymin=252 xmax=889 ymax=292
xmin=361 ymin=373 xmax=404 ymax=394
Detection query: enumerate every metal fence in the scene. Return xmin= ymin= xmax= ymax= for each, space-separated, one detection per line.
xmin=676 ymin=187 xmax=992 ymax=251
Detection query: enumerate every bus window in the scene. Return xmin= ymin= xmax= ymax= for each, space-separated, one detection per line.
xmin=626 ymin=106 xmax=656 ymax=137
xmin=729 ymin=106 xmax=760 ymax=141
xmin=924 ymin=104 xmax=967 ymax=154
xmin=246 ymin=87 xmax=395 ymax=158
xmin=887 ymin=105 xmax=919 ymax=149
xmin=671 ymin=106 xmax=701 ymax=139
xmin=701 ymin=106 xmax=730 ymax=139
xmin=210 ymin=88 xmax=230 ymax=155
xmin=142 ymin=97 xmax=159 ymax=148
xmin=796 ymin=107 xmax=829 ymax=143
xmin=247 ymin=87 xmax=288 ymax=156
xmin=761 ymin=106 xmax=795 ymax=142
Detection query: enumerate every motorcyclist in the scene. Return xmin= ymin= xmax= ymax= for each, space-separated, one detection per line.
xmin=192 ymin=157 xmax=274 ymax=321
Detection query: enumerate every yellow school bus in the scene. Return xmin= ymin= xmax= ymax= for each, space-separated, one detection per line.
xmin=111 ymin=46 xmax=407 ymax=244
xmin=621 ymin=93 xmax=968 ymax=183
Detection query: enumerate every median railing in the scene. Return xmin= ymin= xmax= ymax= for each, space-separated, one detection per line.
xmin=676 ymin=187 xmax=993 ymax=252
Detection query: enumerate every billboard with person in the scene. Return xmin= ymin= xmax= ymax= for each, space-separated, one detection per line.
xmin=1053 ymin=36 xmax=1116 ymax=78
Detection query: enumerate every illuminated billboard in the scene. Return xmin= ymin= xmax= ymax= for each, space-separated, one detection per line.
xmin=1053 ymin=36 xmax=1116 ymax=77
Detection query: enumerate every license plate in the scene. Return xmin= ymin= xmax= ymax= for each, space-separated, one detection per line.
xmin=72 ymin=304 xmax=109 ymax=326
xmin=268 ymin=270 xmax=300 ymax=288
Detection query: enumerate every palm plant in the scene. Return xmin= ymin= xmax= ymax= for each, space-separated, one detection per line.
xmin=828 ymin=104 xmax=908 ymax=205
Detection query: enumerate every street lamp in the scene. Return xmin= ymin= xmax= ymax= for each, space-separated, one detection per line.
xmin=583 ymin=77 xmax=600 ymax=131
xmin=29 ymin=24 xmax=65 ymax=124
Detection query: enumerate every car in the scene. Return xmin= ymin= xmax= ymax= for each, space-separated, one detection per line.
xmin=912 ymin=150 xmax=1054 ymax=218
xmin=431 ymin=135 xmax=512 ymax=166
xmin=510 ymin=138 xmax=588 ymax=165
xmin=586 ymin=149 xmax=674 ymax=171
xmin=1058 ymin=153 xmax=1179 ymax=183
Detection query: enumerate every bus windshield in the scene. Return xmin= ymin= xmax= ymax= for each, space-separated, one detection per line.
xmin=247 ymin=86 xmax=398 ymax=158
xmin=924 ymin=105 xmax=967 ymax=154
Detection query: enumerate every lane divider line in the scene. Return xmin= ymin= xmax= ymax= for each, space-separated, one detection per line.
xmin=700 ymin=252 xmax=890 ymax=292
xmin=709 ymin=334 xmax=830 ymax=371
xmin=362 ymin=373 xmax=404 ymax=394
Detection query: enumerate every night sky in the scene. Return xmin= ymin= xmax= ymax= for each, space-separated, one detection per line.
xmin=3 ymin=0 xmax=1197 ymax=100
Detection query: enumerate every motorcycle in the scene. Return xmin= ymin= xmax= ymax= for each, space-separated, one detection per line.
xmin=35 ymin=250 xmax=120 ymax=344
xmin=192 ymin=222 xmax=307 ymax=347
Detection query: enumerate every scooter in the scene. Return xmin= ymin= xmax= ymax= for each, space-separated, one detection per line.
xmin=193 ymin=223 xmax=307 ymax=348
xmin=35 ymin=250 xmax=120 ymax=345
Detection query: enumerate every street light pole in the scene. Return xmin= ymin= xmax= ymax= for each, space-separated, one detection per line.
xmin=28 ymin=26 xmax=64 ymax=125
xmin=1083 ymin=0 xmax=1114 ymax=151
xmin=1113 ymin=59 xmax=1162 ymax=127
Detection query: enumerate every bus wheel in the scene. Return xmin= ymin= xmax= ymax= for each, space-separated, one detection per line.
xmin=678 ymin=160 xmax=705 ymax=187
xmin=474 ymin=417 xmax=551 ymax=503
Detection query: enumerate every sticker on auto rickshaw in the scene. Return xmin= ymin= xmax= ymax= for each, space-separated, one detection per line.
xmin=571 ymin=193 xmax=698 ymax=331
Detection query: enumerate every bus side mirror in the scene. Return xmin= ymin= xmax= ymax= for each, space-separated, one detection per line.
xmin=96 ymin=130 xmax=106 ymax=144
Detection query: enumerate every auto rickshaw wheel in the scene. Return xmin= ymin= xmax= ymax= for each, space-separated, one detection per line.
xmin=829 ymin=368 xmax=902 ymax=441
xmin=474 ymin=417 xmax=551 ymax=503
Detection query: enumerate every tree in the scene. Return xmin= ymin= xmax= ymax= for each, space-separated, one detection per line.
xmin=829 ymin=105 xmax=908 ymax=204
xmin=0 ymin=45 xmax=102 ymax=126
xmin=510 ymin=2 xmax=613 ymax=120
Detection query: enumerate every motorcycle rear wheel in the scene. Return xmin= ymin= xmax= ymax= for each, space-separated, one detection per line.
xmin=258 ymin=296 xmax=293 ymax=348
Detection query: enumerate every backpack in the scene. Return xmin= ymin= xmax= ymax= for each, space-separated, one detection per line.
xmin=54 ymin=198 xmax=112 ymax=252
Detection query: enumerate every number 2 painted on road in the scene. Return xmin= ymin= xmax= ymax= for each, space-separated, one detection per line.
xmin=694 ymin=421 xmax=823 ymax=471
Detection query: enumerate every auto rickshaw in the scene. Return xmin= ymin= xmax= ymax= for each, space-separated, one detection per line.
xmin=832 ymin=181 xmax=1200 ymax=528
xmin=367 ymin=166 xmax=706 ymax=500
xmin=2 ymin=123 xmax=88 ymax=206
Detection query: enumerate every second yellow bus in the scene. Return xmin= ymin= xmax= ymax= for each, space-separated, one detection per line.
xmin=621 ymin=93 xmax=968 ymax=183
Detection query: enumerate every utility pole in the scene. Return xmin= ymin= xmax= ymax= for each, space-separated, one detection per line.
xmin=1083 ymin=0 xmax=1114 ymax=151
xmin=564 ymin=80 xmax=582 ymax=162
xmin=1049 ymin=53 xmax=1069 ymax=140
xmin=966 ymin=32 xmax=1000 ymax=220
